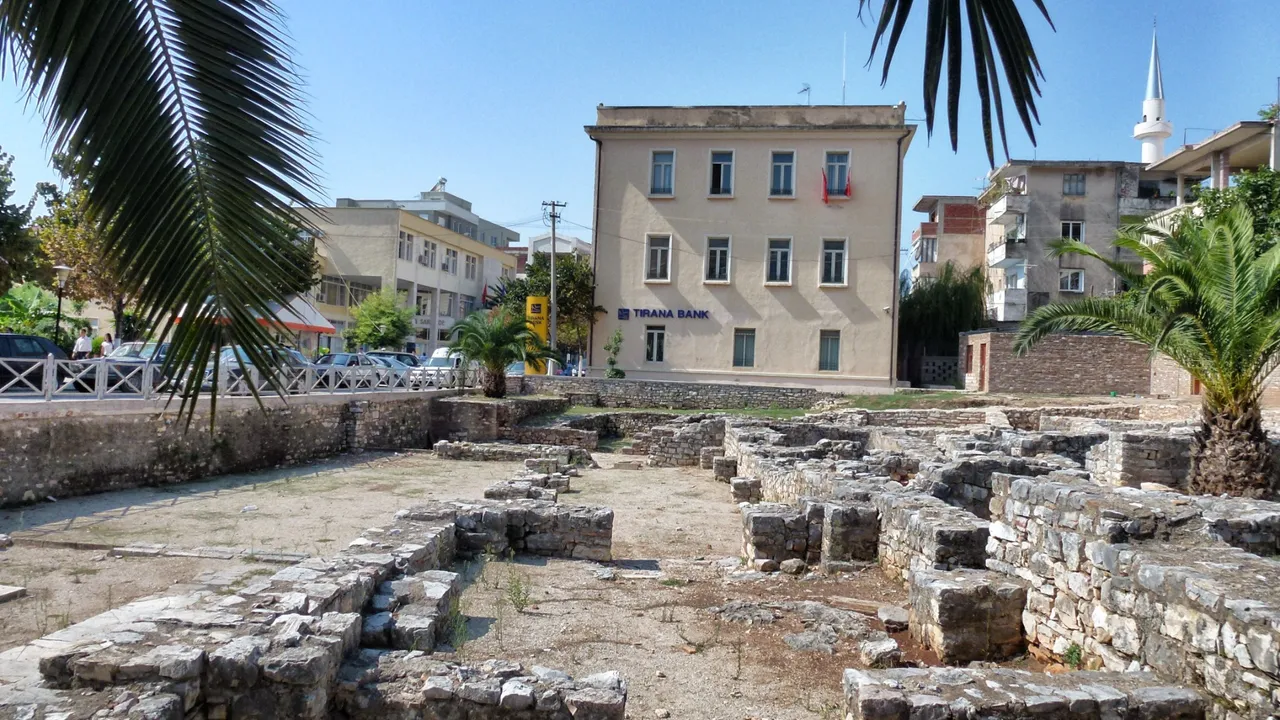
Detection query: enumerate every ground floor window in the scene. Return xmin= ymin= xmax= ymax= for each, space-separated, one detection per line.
xmin=733 ymin=328 xmax=755 ymax=367
xmin=819 ymin=330 xmax=840 ymax=371
xmin=645 ymin=325 xmax=665 ymax=362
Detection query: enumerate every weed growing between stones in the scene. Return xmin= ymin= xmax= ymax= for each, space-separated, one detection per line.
xmin=505 ymin=565 xmax=533 ymax=613
xmin=1064 ymin=642 xmax=1083 ymax=669
xmin=443 ymin=597 xmax=468 ymax=656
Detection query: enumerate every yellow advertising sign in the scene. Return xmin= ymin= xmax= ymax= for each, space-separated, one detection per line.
xmin=525 ymin=295 xmax=549 ymax=375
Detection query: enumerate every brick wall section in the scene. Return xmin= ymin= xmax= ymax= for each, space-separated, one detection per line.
xmin=960 ymin=332 xmax=1151 ymax=395
xmin=941 ymin=203 xmax=985 ymax=234
xmin=518 ymin=375 xmax=837 ymax=409
xmin=0 ymin=391 xmax=460 ymax=508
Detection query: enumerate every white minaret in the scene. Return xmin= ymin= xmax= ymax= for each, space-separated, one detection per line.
xmin=1133 ymin=26 xmax=1172 ymax=164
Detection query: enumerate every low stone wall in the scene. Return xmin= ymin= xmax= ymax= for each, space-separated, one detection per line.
xmin=0 ymin=391 xmax=460 ymax=508
xmin=960 ymin=331 xmax=1153 ymax=395
xmin=908 ymin=568 xmax=1027 ymax=663
xmin=874 ymin=493 xmax=990 ymax=582
xmin=433 ymin=440 xmax=593 ymax=467
xmin=429 ymin=396 xmax=569 ymax=443
xmin=563 ymin=411 xmax=683 ymax=438
xmin=500 ymin=425 xmax=599 ymax=449
xmin=4 ymin=498 xmax=624 ymax=719
xmin=647 ymin=417 xmax=726 ymax=467
xmin=910 ymin=455 xmax=1058 ymax=519
xmin=518 ymin=375 xmax=835 ymax=409
xmin=1003 ymin=404 xmax=1141 ymax=431
xmin=1084 ymin=430 xmax=1193 ymax=489
xmin=844 ymin=667 xmax=1204 ymax=720
xmin=986 ymin=474 xmax=1280 ymax=718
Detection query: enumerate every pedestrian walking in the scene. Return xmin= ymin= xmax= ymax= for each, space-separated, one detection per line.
xmin=100 ymin=333 xmax=115 ymax=357
xmin=71 ymin=328 xmax=92 ymax=359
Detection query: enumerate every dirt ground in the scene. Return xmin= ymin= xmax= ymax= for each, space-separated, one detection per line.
xmin=0 ymin=450 xmax=918 ymax=718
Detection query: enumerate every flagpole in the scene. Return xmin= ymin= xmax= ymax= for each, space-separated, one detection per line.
xmin=842 ymin=32 xmax=847 ymax=105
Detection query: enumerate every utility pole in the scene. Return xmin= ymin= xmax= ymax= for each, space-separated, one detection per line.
xmin=541 ymin=200 xmax=566 ymax=374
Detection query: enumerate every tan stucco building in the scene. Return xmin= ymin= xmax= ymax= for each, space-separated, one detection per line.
xmin=299 ymin=207 xmax=516 ymax=353
xmin=585 ymin=105 xmax=915 ymax=389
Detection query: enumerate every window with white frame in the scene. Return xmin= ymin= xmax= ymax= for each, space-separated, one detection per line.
xmin=1059 ymin=269 xmax=1085 ymax=293
xmin=645 ymin=325 xmax=665 ymax=362
xmin=464 ymin=254 xmax=477 ymax=280
xmin=459 ymin=294 xmax=476 ymax=317
xmin=397 ymin=231 xmax=415 ymax=261
xmin=646 ymin=235 xmax=671 ymax=281
xmin=766 ymin=238 xmax=791 ymax=284
xmin=705 ymin=237 xmax=730 ymax=282
xmin=650 ymin=150 xmax=674 ymax=195
xmin=819 ymin=330 xmax=840 ymax=371
xmin=439 ymin=292 xmax=455 ymax=316
xmin=423 ymin=241 xmax=437 ymax=268
xmin=1063 ymin=173 xmax=1086 ymax=196
xmin=825 ymin=152 xmax=850 ymax=196
xmin=709 ymin=151 xmax=733 ymax=195
xmin=733 ymin=328 xmax=755 ymax=367
xmin=917 ymin=237 xmax=938 ymax=264
xmin=770 ymin=151 xmax=794 ymax=196
xmin=821 ymin=239 xmax=847 ymax=285
xmin=1061 ymin=220 xmax=1084 ymax=242
xmin=444 ymin=248 xmax=458 ymax=274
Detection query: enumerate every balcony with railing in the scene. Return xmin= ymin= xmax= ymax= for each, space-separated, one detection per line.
xmin=986 ymin=223 xmax=1028 ymax=268
xmin=987 ymin=192 xmax=1028 ymax=226
xmin=987 ymin=287 xmax=1027 ymax=322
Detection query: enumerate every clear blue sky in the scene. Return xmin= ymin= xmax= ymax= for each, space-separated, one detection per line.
xmin=2 ymin=1 xmax=1278 ymax=255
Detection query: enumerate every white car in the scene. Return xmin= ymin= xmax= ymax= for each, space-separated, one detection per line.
xmin=421 ymin=349 xmax=478 ymax=387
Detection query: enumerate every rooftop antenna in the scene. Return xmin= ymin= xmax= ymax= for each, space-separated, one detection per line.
xmin=842 ymin=33 xmax=847 ymax=105
xmin=798 ymin=83 xmax=811 ymax=106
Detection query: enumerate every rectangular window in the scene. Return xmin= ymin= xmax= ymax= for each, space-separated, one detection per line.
xmin=822 ymin=239 xmax=847 ymax=285
xmin=645 ymin=325 xmax=665 ymax=362
xmin=705 ymin=237 xmax=730 ymax=282
xmin=650 ymin=150 xmax=674 ymax=195
xmin=710 ymin=150 xmax=733 ymax=195
xmin=1063 ymin=173 xmax=1086 ymax=196
xmin=465 ymin=254 xmax=477 ymax=280
xmin=1061 ymin=221 xmax=1084 ymax=242
xmin=439 ymin=292 xmax=455 ymax=316
xmin=733 ymin=328 xmax=755 ymax=367
xmin=445 ymin=248 xmax=459 ymax=274
xmin=767 ymin=238 xmax=791 ymax=284
xmin=918 ymin=236 xmax=938 ymax=263
xmin=770 ymin=151 xmax=794 ymax=196
xmin=1059 ymin=269 xmax=1085 ymax=293
xmin=825 ymin=152 xmax=850 ymax=195
xmin=460 ymin=294 xmax=476 ymax=317
xmin=819 ymin=330 xmax=840 ymax=371
xmin=397 ymin=231 xmax=410 ymax=261
xmin=646 ymin=235 xmax=671 ymax=281
xmin=421 ymin=241 xmax=436 ymax=268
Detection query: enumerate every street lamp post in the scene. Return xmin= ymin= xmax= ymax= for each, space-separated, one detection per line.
xmin=52 ymin=265 xmax=72 ymax=343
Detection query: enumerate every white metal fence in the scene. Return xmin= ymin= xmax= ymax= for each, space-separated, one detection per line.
xmin=0 ymin=354 xmax=477 ymax=401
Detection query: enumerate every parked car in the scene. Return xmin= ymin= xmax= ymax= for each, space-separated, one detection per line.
xmin=94 ymin=341 xmax=172 ymax=392
xmin=0 ymin=333 xmax=68 ymax=393
xmin=420 ymin=347 xmax=478 ymax=387
xmin=314 ymin=352 xmax=378 ymax=389
xmin=368 ymin=350 xmax=421 ymax=368
xmin=506 ymin=361 xmax=525 ymax=377
xmin=203 ymin=346 xmax=316 ymax=393
xmin=369 ymin=355 xmax=430 ymax=389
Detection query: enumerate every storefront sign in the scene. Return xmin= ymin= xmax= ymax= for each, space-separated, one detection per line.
xmin=526 ymin=296 xmax=549 ymax=374
xmin=617 ymin=308 xmax=710 ymax=320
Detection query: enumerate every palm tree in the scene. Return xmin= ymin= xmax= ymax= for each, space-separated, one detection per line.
xmin=1 ymin=0 xmax=320 ymax=418
xmin=1015 ymin=206 xmax=1280 ymax=498
xmin=449 ymin=309 xmax=556 ymax=398
xmin=859 ymin=0 xmax=1054 ymax=165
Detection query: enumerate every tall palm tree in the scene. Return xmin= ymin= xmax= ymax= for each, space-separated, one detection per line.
xmin=1 ymin=0 xmax=320 ymax=418
xmin=1015 ymin=206 xmax=1280 ymax=498
xmin=860 ymin=0 xmax=1054 ymax=166
xmin=449 ymin=309 xmax=556 ymax=398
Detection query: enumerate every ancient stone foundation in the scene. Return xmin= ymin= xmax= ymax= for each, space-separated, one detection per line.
xmin=908 ymin=568 xmax=1027 ymax=663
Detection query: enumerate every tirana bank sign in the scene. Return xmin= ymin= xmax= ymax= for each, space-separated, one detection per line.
xmin=617 ymin=308 xmax=710 ymax=320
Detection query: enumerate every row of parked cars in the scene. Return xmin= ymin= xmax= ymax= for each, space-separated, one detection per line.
xmin=0 ymin=332 xmax=478 ymax=395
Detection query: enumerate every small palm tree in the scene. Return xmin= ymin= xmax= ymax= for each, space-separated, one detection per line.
xmin=1016 ymin=206 xmax=1280 ymax=498
xmin=449 ymin=309 xmax=556 ymax=398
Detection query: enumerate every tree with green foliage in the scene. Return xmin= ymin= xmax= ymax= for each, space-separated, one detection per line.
xmin=495 ymin=252 xmax=604 ymax=359
xmin=0 ymin=148 xmax=36 ymax=296
xmin=859 ymin=0 xmax=1054 ymax=165
xmin=0 ymin=282 xmax=88 ymax=348
xmin=1 ymin=0 xmax=321 ymax=417
xmin=898 ymin=262 xmax=988 ymax=387
xmin=1193 ymin=166 xmax=1280 ymax=252
xmin=603 ymin=328 xmax=625 ymax=379
xmin=346 ymin=289 xmax=413 ymax=351
xmin=449 ymin=309 xmax=556 ymax=398
xmin=1017 ymin=206 xmax=1280 ymax=498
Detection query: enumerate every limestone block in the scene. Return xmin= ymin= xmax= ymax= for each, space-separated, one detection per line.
xmin=909 ymin=568 xmax=1028 ymax=663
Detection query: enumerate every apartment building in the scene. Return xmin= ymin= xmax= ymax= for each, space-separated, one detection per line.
xmin=979 ymin=160 xmax=1177 ymax=321
xmin=300 ymin=207 xmax=517 ymax=352
xmin=336 ymin=184 xmax=519 ymax=249
xmin=909 ymin=195 xmax=985 ymax=282
xmin=503 ymin=232 xmax=593 ymax=277
xmin=586 ymin=104 xmax=915 ymax=388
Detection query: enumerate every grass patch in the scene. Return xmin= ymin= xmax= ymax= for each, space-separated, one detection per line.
xmin=659 ymin=578 xmax=688 ymax=587
xmin=560 ymin=406 xmax=809 ymax=420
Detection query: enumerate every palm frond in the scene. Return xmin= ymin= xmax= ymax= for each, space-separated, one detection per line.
xmin=859 ymin=0 xmax=1053 ymax=163
xmin=0 ymin=0 xmax=321 ymax=424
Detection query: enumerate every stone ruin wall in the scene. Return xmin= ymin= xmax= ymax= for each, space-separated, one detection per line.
xmin=3 ymin=495 xmax=624 ymax=719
